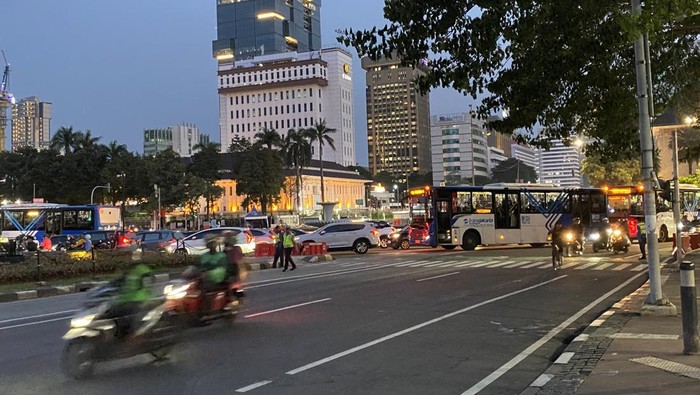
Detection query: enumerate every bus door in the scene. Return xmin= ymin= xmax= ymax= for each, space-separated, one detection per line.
xmin=494 ymin=192 xmax=521 ymax=242
xmin=435 ymin=198 xmax=452 ymax=245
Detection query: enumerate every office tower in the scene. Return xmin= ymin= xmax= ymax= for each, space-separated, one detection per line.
xmin=430 ymin=113 xmax=489 ymax=186
xmin=11 ymin=96 xmax=51 ymax=151
xmin=144 ymin=124 xmax=210 ymax=157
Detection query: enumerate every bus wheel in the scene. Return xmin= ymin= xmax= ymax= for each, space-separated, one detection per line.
xmin=659 ymin=225 xmax=669 ymax=243
xmin=442 ymin=245 xmax=457 ymax=250
xmin=461 ymin=231 xmax=480 ymax=251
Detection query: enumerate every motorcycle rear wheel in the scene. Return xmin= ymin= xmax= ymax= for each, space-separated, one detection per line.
xmin=62 ymin=338 xmax=96 ymax=380
xmin=150 ymin=346 xmax=173 ymax=361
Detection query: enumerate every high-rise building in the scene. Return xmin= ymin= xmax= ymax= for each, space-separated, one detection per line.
xmin=217 ymin=48 xmax=356 ymax=166
xmin=487 ymin=146 xmax=507 ymax=175
xmin=363 ymin=56 xmax=431 ymax=180
xmin=430 ymin=113 xmax=489 ymax=186
xmin=143 ymin=124 xmax=209 ymax=157
xmin=212 ymin=0 xmax=321 ymax=66
xmin=11 ymin=97 xmax=51 ymax=151
xmin=487 ymin=129 xmax=512 ymax=158
xmin=511 ymin=142 xmax=539 ymax=178
xmin=538 ymin=139 xmax=583 ymax=187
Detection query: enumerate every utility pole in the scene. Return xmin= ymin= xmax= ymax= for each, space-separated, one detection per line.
xmin=631 ymin=0 xmax=665 ymax=305
xmin=154 ymin=184 xmax=161 ymax=230
xmin=672 ymin=128 xmax=683 ymax=267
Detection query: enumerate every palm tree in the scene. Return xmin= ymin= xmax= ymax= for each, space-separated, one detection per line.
xmin=73 ymin=129 xmax=101 ymax=151
xmin=105 ymin=140 xmax=128 ymax=161
xmin=305 ymin=120 xmax=336 ymax=202
xmin=283 ymin=129 xmax=312 ymax=212
xmin=254 ymin=128 xmax=282 ymax=150
xmin=50 ymin=126 xmax=76 ymax=154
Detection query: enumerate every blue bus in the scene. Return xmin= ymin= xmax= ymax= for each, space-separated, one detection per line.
xmin=0 ymin=203 xmax=122 ymax=242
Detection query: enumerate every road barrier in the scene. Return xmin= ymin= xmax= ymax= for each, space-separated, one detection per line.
xmin=254 ymin=242 xmax=328 ymax=257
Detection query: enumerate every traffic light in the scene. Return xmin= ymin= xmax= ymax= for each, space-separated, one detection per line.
xmin=659 ymin=180 xmax=672 ymax=202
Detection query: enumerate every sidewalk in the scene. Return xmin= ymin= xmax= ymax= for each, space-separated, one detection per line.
xmin=528 ymin=255 xmax=700 ymax=394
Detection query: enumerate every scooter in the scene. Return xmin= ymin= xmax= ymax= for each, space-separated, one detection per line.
xmin=163 ymin=267 xmax=244 ymax=326
xmin=611 ymin=228 xmax=631 ymax=254
xmin=590 ymin=227 xmax=613 ymax=253
xmin=61 ymin=297 xmax=179 ymax=379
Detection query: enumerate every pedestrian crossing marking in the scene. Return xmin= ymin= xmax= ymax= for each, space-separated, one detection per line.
xmin=532 ymin=262 xmax=554 ymax=269
xmin=612 ymin=264 xmax=632 ymax=271
xmin=593 ymin=263 xmax=616 ymax=271
xmin=631 ymin=264 xmax=648 ymax=272
xmin=454 ymin=261 xmax=485 ymax=267
xmin=434 ymin=260 xmax=461 ymax=267
xmin=393 ymin=261 xmax=418 ymax=267
xmin=521 ymin=261 xmax=546 ymax=268
xmin=407 ymin=261 xmax=433 ymax=267
xmin=503 ymin=261 xmax=534 ymax=268
xmin=574 ymin=262 xmax=600 ymax=270
xmin=469 ymin=260 xmax=503 ymax=268
xmin=422 ymin=261 xmax=453 ymax=267
xmin=487 ymin=260 xmax=516 ymax=268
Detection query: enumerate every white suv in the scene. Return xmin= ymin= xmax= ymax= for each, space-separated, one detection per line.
xmin=295 ymin=222 xmax=380 ymax=254
xmin=165 ymin=227 xmax=256 ymax=255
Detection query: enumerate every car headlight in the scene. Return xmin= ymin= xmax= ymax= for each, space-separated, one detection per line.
xmin=164 ymin=283 xmax=189 ymax=300
xmin=590 ymin=232 xmax=600 ymax=241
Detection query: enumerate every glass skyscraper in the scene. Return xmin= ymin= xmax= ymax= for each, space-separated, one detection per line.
xmin=213 ymin=0 xmax=322 ymax=63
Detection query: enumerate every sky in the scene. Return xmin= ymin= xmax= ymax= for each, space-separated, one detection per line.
xmin=2 ymin=0 xmax=476 ymax=166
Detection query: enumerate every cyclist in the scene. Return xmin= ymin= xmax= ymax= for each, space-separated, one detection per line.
xmin=548 ymin=222 xmax=565 ymax=269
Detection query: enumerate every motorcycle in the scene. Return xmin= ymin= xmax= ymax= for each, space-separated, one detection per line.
xmin=590 ymin=227 xmax=613 ymax=253
xmin=61 ymin=296 xmax=179 ymax=379
xmin=163 ymin=267 xmax=244 ymax=326
xmin=563 ymin=231 xmax=584 ymax=257
xmin=611 ymin=228 xmax=631 ymax=254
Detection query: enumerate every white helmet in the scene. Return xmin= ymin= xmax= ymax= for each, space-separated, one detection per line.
xmin=85 ymin=234 xmax=92 ymax=240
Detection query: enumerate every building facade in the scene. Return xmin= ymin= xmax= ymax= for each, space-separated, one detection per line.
xmin=487 ymin=146 xmax=507 ymax=175
xmin=363 ymin=56 xmax=431 ymax=180
xmin=430 ymin=113 xmax=489 ymax=186
xmin=213 ymin=0 xmax=321 ymax=66
xmin=217 ymin=49 xmax=355 ymax=166
xmin=11 ymin=97 xmax=51 ymax=151
xmin=538 ymin=139 xmax=583 ymax=187
xmin=143 ymin=124 xmax=210 ymax=157
xmin=510 ymin=142 xmax=539 ymax=177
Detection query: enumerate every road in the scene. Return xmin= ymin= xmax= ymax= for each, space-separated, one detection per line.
xmin=0 ymin=244 xmax=667 ymax=394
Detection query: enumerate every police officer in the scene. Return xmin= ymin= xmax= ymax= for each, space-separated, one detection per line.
xmin=637 ymin=221 xmax=647 ymax=260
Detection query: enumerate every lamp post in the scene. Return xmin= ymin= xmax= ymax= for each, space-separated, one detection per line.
xmin=393 ymin=184 xmax=398 ymax=204
xmin=90 ymin=183 xmax=111 ymax=205
xmin=154 ymin=184 xmax=161 ymax=230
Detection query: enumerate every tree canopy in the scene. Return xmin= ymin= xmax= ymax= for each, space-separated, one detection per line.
xmin=338 ymin=1 xmax=700 ymax=158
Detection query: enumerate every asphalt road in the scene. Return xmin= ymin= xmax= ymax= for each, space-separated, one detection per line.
xmin=0 ymin=244 xmax=668 ymax=395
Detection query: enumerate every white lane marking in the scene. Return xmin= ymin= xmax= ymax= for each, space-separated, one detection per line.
xmin=521 ymin=261 xmax=546 ymax=269
xmin=0 ymin=316 xmax=69 ymax=331
xmin=467 ymin=260 xmax=502 ymax=268
xmin=530 ymin=374 xmax=554 ymax=387
xmin=421 ymin=261 xmax=450 ymax=267
xmin=575 ymin=262 xmax=600 ymax=270
xmin=460 ymin=269 xmax=648 ymax=395
xmin=590 ymin=319 xmax=606 ymax=327
xmin=433 ymin=260 xmax=461 ymax=267
xmin=243 ymin=298 xmax=331 ymax=318
xmin=593 ymin=263 xmax=616 ymax=271
xmin=610 ymin=333 xmax=679 ymax=340
xmin=554 ymin=352 xmax=575 ymax=364
xmin=416 ymin=272 xmax=460 ymax=282
xmin=561 ymin=261 xmax=586 ymax=269
xmin=486 ymin=261 xmax=516 ymax=268
xmin=572 ymin=334 xmax=589 ymax=342
xmin=454 ymin=261 xmax=482 ymax=267
xmin=246 ymin=266 xmax=387 ymax=289
xmin=503 ymin=261 xmax=533 ymax=268
xmin=631 ymin=264 xmax=648 ymax=272
xmin=235 ymin=380 xmax=273 ymax=393
xmin=612 ymin=264 xmax=632 ymax=271
xmin=247 ymin=265 xmax=383 ymax=285
xmin=393 ymin=260 xmax=418 ymax=267
xmin=285 ymin=275 xmax=568 ymax=376
xmin=534 ymin=263 xmax=554 ymax=269
xmin=0 ymin=309 xmax=79 ymax=324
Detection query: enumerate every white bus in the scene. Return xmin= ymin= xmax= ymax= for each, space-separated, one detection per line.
xmin=430 ymin=184 xmax=608 ymax=250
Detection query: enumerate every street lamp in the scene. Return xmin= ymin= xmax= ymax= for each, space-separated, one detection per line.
xmin=393 ymin=184 xmax=398 ymax=203
xmin=90 ymin=183 xmax=111 ymax=205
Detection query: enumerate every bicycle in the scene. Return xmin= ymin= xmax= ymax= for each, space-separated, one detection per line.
xmin=551 ymin=242 xmax=563 ymax=270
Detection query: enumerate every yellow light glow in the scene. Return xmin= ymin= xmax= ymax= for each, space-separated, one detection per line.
xmin=26 ymin=210 xmax=39 ymax=218
xmin=499 ymin=235 xmax=505 ymax=241
xmin=257 ymin=11 xmax=285 ymax=20
xmin=608 ymin=188 xmax=632 ymax=195
xmin=285 ymin=36 xmax=298 ymax=45
xmin=216 ymin=53 xmax=234 ymax=60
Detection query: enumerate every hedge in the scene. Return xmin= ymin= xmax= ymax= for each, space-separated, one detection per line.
xmin=0 ymin=250 xmax=199 ymax=284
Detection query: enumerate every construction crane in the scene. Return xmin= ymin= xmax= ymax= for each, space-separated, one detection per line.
xmin=0 ymin=50 xmax=15 ymax=151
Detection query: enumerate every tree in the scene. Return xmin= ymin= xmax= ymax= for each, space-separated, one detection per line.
xmin=348 ymin=165 xmax=373 ymax=180
xmin=145 ymin=149 xmax=187 ymax=210
xmin=234 ymin=146 xmax=285 ymax=213
xmin=228 ymin=135 xmax=252 ymax=153
xmin=680 ymin=169 xmax=700 ymax=187
xmin=283 ymin=128 xmax=312 ymax=212
xmin=190 ymin=142 xmax=222 ymax=182
xmin=50 ymin=126 xmax=77 ymax=154
xmin=338 ymin=1 xmax=700 ymax=158
xmin=581 ymin=154 xmax=642 ymax=186
xmin=254 ymin=128 xmax=283 ymax=150
xmin=373 ymin=171 xmax=397 ymax=188
xmin=671 ymin=127 xmax=700 ymax=173
xmin=73 ymin=129 xmax=101 ymax=151
xmin=305 ymin=120 xmax=336 ymax=202
xmin=490 ymin=159 xmax=538 ymax=183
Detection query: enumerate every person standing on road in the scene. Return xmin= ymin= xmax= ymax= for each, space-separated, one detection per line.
xmin=84 ymin=234 xmax=93 ymax=253
xmin=637 ymin=221 xmax=647 ymax=260
xmin=282 ymin=226 xmax=297 ymax=272
xmin=40 ymin=233 xmax=53 ymax=250
xmin=271 ymin=225 xmax=284 ymax=269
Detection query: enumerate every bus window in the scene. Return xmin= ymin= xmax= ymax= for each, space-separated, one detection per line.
xmin=630 ymin=194 xmax=644 ymax=215
xmin=472 ymin=192 xmax=492 ymax=213
xmin=453 ymin=191 xmax=472 ymax=214
xmin=63 ymin=209 xmax=93 ymax=230
xmin=591 ymin=193 xmax=606 ymax=214
xmin=45 ymin=211 xmax=61 ymax=234
xmin=521 ymin=192 xmax=546 ymax=213
xmin=494 ymin=193 xmax=520 ymax=229
xmin=77 ymin=210 xmax=94 ymax=229
xmin=546 ymin=192 xmax=570 ymax=213
xmin=23 ymin=210 xmax=44 ymax=229
xmin=3 ymin=211 xmax=22 ymax=230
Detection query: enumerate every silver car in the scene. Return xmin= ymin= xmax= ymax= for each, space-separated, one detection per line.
xmin=295 ymin=222 xmax=380 ymax=254
xmin=164 ymin=227 xmax=256 ymax=255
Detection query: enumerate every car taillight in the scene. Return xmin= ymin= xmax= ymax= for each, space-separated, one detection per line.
xmin=390 ymin=227 xmax=395 ymax=233
xmin=121 ymin=237 xmax=128 ymax=245
xmin=371 ymin=230 xmax=379 ymax=236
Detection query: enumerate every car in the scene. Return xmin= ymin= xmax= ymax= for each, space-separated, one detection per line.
xmin=165 ymin=227 xmax=255 ymax=255
xmin=295 ymin=222 xmax=380 ymax=254
xmin=138 ymin=230 xmax=185 ymax=253
xmin=366 ymin=221 xmax=397 ymax=248
xmin=390 ymin=224 xmax=431 ymax=250
xmin=249 ymin=228 xmax=275 ymax=244
xmin=289 ymin=228 xmax=310 ymax=237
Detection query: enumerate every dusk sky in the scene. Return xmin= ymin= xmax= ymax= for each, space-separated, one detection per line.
xmin=2 ymin=0 xmax=475 ymax=165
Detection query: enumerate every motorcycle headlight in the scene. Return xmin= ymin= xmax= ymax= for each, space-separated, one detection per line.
xmin=70 ymin=314 xmax=96 ymax=328
xmin=565 ymin=232 xmax=574 ymax=241
xmin=590 ymin=232 xmax=600 ymax=241
xmin=613 ymin=229 xmax=621 ymax=236
xmin=606 ymin=228 xmax=613 ymax=235
xmin=392 ymin=233 xmax=400 ymax=239
xmin=164 ymin=283 xmax=189 ymax=300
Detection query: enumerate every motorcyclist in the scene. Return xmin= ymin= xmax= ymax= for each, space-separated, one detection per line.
xmin=596 ymin=218 xmax=613 ymax=249
xmin=223 ymin=231 xmax=248 ymax=285
xmin=568 ymin=217 xmax=585 ymax=254
xmin=548 ymin=222 xmax=565 ymax=268
xmin=112 ymin=261 xmax=153 ymax=337
xmin=197 ymin=236 xmax=228 ymax=291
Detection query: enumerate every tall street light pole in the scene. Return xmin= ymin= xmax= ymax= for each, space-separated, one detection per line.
xmin=631 ymin=0 xmax=665 ymax=306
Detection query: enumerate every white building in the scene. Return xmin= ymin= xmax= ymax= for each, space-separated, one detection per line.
xmin=430 ymin=113 xmax=489 ymax=186
xmin=143 ymin=123 xmax=210 ymax=157
xmin=538 ymin=139 xmax=583 ymax=187
xmin=11 ymin=96 xmax=51 ymax=151
xmin=487 ymin=146 xmax=507 ymax=175
xmin=217 ymin=48 xmax=356 ymax=167
xmin=511 ymin=142 xmax=540 ymax=178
